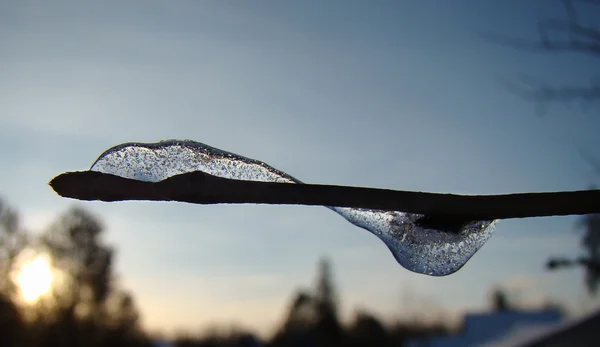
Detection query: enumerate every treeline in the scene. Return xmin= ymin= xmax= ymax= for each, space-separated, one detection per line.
xmin=172 ymin=315 xmax=447 ymax=347
xmin=0 ymin=200 xmax=447 ymax=347
xmin=173 ymin=260 xmax=449 ymax=347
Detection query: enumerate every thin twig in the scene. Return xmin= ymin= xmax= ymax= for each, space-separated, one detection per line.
xmin=49 ymin=170 xmax=600 ymax=222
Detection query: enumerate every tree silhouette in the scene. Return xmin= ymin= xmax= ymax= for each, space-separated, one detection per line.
xmin=490 ymin=288 xmax=512 ymax=312
xmin=283 ymin=291 xmax=317 ymax=331
xmin=0 ymin=199 xmax=27 ymax=346
xmin=42 ymin=207 xmax=113 ymax=314
xmin=35 ymin=206 xmax=150 ymax=347
xmin=346 ymin=311 xmax=390 ymax=347
xmin=548 ymin=204 xmax=600 ymax=294
xmin=0 ymin=293 xmax=23 ymax=346
xmin=313 ymin=258 xmax=342 ymax=345
xmin=577 ymin=211 xmax=600 ymax=293
xmin=0 ymin=198 xmax=27 ymax=292
xmin=272 ymin=258 xmax=343 ymax=347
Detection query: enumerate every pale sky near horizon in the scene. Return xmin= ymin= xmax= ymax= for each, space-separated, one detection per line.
xmin=1 ymin=0 xmax=600 ymax=338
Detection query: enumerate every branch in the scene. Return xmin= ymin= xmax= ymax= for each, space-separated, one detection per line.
xmin=538 ymin=19 xmax=600 ymax=57
xmin=485 ymin=0 xmax=600 ymax=107
xmin=485 ymin=0 xmax=600 ymax=58
xmin=502 ymin=77 xmax=600 ymax=104
xmin=485 ymin=26 xmax=600 ymax=58
xmin=49 ymin=170 xmax=600 ymax=222
xmin=547 ymin=256 xmax=600 ymax=272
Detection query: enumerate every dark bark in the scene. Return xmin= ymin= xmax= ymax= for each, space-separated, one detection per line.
xmin=50 ymin=170 xmax=600 ymax=221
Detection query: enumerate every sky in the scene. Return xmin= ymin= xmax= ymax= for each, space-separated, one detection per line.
xmin=1 ymin=0 xmax=600 ymax=338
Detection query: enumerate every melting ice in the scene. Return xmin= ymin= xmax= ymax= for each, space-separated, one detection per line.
xmin=90 ymin=140 xmax=497 ymax=276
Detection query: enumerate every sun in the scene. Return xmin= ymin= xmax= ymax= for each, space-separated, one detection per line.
xmin=16 ymin=255 xmax=53 ymax=303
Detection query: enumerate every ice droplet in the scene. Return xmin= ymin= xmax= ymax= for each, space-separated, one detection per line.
xmin=90 ymin=140 xmax=497 ymax=276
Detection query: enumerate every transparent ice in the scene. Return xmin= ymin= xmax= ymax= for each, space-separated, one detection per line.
xmin=90 ymin=140 xmax=497 ymax=276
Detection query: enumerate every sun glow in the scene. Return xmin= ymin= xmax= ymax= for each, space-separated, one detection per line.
xmin=16 ymin=255 xmax=53 ymax=303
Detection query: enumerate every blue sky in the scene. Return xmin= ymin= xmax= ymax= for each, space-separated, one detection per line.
xmin=1 ymin=0 xmax=599 ymax=337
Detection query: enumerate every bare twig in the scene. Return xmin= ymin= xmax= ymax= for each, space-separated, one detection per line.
xmin=49 ymin=170 xmax=600 ymax=222
xmin=501 ymin=77 xmax=600 ymax=105
xmin=547 ymin=257 xmax=600 ymax=271
xmin=486 ymin=0 xmax=600 ymax=58
xmin=484 ymin=23 xmax=600 ymax=58
xmin=485 ymin=0 xmax=600 ymax=107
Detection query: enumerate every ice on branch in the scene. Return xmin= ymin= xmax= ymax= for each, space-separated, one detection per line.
xmin=90 ymin=140 xmax=497 ymax=276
